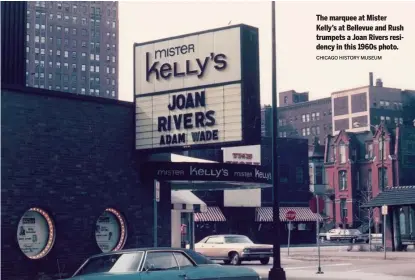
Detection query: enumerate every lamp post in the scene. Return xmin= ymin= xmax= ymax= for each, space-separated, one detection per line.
xmin=268 ymin=2 xmax=286 ymax=280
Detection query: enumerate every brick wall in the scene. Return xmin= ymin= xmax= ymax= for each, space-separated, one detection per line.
xmin=1 ymin=87 xmax=171 ymax=280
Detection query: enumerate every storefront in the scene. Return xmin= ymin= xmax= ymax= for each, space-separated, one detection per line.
xmin=363 ymin=186 xmax=415 ymax=251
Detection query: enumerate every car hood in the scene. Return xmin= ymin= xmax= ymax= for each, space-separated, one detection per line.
xmin=245 ymin=244 xmax=273 ymax=249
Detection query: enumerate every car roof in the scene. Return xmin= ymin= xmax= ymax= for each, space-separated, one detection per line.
xmin=88 ymin=247 xmax=193 ymax=258
xmin=207 ymin=234 xmax=247 ymax=238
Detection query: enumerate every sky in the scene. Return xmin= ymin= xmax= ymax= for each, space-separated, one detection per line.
xmin=119 ymin=0 xmax=415 ymax=105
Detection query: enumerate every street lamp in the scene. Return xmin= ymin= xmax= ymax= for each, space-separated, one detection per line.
xmin=269 ymin=2 xmax=286 ymax=280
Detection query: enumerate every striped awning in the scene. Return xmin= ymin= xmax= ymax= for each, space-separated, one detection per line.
xmin=194 ymin=207 xmax=226 ymax=222
xmin=171 ymin=190 xmax=207 ymax=213
xmin=255 ymin=207 xmax=323 ymax=222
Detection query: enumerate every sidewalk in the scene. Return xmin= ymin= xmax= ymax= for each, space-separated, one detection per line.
xmin=283 ymin=250 xmax=415 ymax=261
xmin=260 ymin=270 xmax=415 ymax=280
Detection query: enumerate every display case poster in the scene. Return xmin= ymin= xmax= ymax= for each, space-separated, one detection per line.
xmin=17 ymin=211 xmax=49 ymax=257
xmin=95 ymin=211 xmax=120 ymax=253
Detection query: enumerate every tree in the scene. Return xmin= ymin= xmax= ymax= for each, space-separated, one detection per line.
xmin=355 ymin=178 xmax=374 ymax=251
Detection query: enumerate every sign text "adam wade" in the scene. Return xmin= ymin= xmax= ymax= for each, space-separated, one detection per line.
xmin=146 ymin=44 xmax=227 ymax=82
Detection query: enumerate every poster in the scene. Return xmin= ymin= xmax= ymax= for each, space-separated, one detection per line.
xmin=17 ymin=210 xmax=50 ymax=257
xmin=95 ymin=211 xmax=121 ymax=253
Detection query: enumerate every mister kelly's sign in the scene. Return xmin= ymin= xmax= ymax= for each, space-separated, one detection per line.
xmin=141 ymin=162 xmax=272 ymax=185
xmin=134 ymin=25 xmax=261 ymax=152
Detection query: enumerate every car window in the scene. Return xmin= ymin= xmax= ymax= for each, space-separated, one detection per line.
xmin=206 ymin=237 xmax=223 ymax=244
xmin=144 ymin=252 xmax=178 ymax=271
xmin=74 ymin=252 xmax=143 ymax=276
xmin=224 ymin=236 xmax=253 ymax=244
xmin=173 ymin=252 xmax=194 ymax=268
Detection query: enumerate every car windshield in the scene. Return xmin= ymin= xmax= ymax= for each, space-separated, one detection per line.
xmin=74 ymin=252 xmax=144 ymax=276
xmin=224 ymin=236 xmax=253 ymax=244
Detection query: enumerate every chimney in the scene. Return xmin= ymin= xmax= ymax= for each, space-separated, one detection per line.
xmin=376 ymin=78 xmax=383 ymax=87
xmin=369 ymin=72 xmax=374 ymax=86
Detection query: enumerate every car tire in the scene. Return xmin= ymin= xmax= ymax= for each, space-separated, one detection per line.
xmin=230 ymin=252 xmax=241 ymax=266
xmin=260 ymin=258 xmax=270 ymax=265
xmin=223 ymin=260 xmax=231 ymax=265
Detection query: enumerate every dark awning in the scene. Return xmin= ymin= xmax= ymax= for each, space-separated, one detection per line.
xmin=255 ymin=207 xmax=323 ymax=222
xmin=361 ymin=186 xmax=415 ymax=208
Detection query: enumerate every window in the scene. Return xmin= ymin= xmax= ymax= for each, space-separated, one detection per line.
xmin=26 ymin=35 xmax=30 ymax=42
xmin=112 ymin=56 xmax=116 ymax=63
xmin=311 ymin=113 xmax=316 ymax=121
xmin=366 ymin=143 xmax=373 ymax=158
xmin=27 ymin=22 xmax=30 ymax=29
xmin=340 ymin=198 xmax=347 ymax=222
xmin=81 ymin=88 xmax=85 ymax=94
xmin=57 ymin=50 xmax=61 ymax=56
xmin=112 ymin=91 xmax=115 ymax=97
xmin=64 ymin=63 xmax=69 ymax=69
xmin=106 ymin=55 xmax=110 ymax=61
xmin=35 ymin=36 xmax=40 ymax=43
xmin=112 ymin=68 xmax=115 ymax=74
xmin=48 ymin=73 xmax=52 ymax=79
xmin=82 ymin=18 xmax=86 ymax=25
xmin=72 ymin=40 xmax=77 ymax=47
xmin=395 ymin=117 xmax=399 ymax=124
xmin=144 ymin=252 xmax=178 ymax=271
xmin=316 ymin=112 xmax=320 ymax=120
xmin=112 ymin=21 xmax=116 ymax=28
xmin=315 ymin=166 xmax=323 ymax=184
xmin=95 ymin=89 xmax=100 ymax=95
xmin=106 ymin=78 xmax=110 ymax=85
xmin=82 ymin=52 xmax=86 ymax=57
xmin=306 ymin=114 xmax=310 ymax=122
xmin=96 ymin=54 xmax=100 ymax=61
xmin=378 ymin=167 xmax=388 ymax=190
xmin=316 ymin=126 xmax=320 ymax=135
xmin=356 ymin=171 xmax=360 ymax=190
xmin=64 ymin=51 xmax=68 ymax=58
xmin=379 ymin=137 xmax=386 ymax=160
xmin=306 ymin=127 xmax=310 ymax=135
xmin=111 ymin=79 xmax=115 ymax=85
xmin=367 ymin=169 xmax=372 ymax=190
xmin=339 ymin=143 xmax=346 ymax=163
xmin=72 ymin=28 xmax=77 ymax=35
xmin=57 ymin=13 xmax=62 ymax=20
xmin=26 ymin=47 xmax=30 ymax=53
xmin=90 ymin=54 xmax=94 ymax=60
xmin=57 ymin=26 xmax=62 ymax=32
xmin=56 ymin=62 xmax=61 ymax=68
xmin=399 ymin=118 xmax=403 ymax=124
xmin=82 ymin=29 xmax=87 ymax=36
xmin=295 ymin=167 xmax=304 ymax=183
xmin=96 ymin=66 xmax=100 ymax=73
xmin=90 ymin=89 xmax=94 ymax=95
xmin=106 ymin=67 xmax=110 ymax=74
xmin=64 ymin=15 xmax=69 ymax=22
xmin=81 ymin=65 xmax=86 ymax=71
xmin=35 ymin=23 xmax=40 ymax=29
xmin=173 ymin=252 xmax=193 ymax=268
xmin=72 ymin=16 xmax=77 ymax=24
xmin=82 ymin=41 xmax=87 ymax=47
xmin=41 ymin=24 xmax=45 ymax=30
xmin=90 ymin=66 xmax=94 ymax=72
xmin=386 ymin=116 xmax=391 ymax=123
xmin=339 ymin=171 xmax=347 ymax=190
xmin=64 ymin=27 xmax=69 ymax=34
xmin=75 ymin=252 xmax=144 ymax=276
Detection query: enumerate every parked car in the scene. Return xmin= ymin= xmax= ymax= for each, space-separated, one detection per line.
xmin=61 ymin=247 xmax=260 ymax=280
xmin=194 ymin=234 xmax=273 ymax=265
xmin=319 ymin=228 xmax=365 ymax=243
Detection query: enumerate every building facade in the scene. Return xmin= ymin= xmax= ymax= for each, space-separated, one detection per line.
xmin=25 ymin=1 xmax=119 ymax=98
xmin=323 ymin=124 xmax=415 ymax=232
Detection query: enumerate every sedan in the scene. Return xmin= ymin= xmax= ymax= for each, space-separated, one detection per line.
xmin=62 ymin=247 xmax=260 ymax=280
xmin=195 ymin=234 xmax=273 ymax=265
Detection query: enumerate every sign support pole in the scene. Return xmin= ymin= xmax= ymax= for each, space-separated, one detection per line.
xmin=287 ymin=221 xmax=291 ymax=256
xmin=382 ymin=204 xmax=388 ymax=259
xmin=268 ymin=2 xmax=286 ymax=280
xmin=153 ymin=180 xmax=159 ymax=247
xmin=316 ymin=194 xmax=323 ymax=274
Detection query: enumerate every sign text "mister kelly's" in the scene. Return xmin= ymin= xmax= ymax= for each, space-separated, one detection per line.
xmin=146 ymin=44 xmax=228 ymax=82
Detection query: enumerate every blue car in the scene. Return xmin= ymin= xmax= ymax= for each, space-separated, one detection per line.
xmin=63 ymin=247 xmax=260 ymax=280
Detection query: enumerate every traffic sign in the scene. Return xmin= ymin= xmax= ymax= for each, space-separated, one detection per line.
xmin=382 ymin=205 xmax=388 ymax=215
xmin=286 ymin=210 xmax=296 ymax=221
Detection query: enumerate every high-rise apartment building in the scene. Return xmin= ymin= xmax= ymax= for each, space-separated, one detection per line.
xmin=25 ymin=1 xmax=119 ymax=99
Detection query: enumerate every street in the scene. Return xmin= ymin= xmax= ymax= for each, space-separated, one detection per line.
xmin=218 ymin=246 xmax=415 ymax=280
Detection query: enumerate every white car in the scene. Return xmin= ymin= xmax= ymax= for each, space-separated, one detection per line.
xmin=194 ymin=234 xmax=273 ymax=265
xmin=319 ymin=228 xmax=363 ymax=242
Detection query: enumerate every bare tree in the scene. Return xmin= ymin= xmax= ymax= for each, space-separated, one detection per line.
xmin=355 ymin=179 xmax=374 ymax=251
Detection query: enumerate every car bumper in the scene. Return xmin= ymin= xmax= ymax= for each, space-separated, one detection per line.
xmin=241 ymin=252 xmax=273 ymax=260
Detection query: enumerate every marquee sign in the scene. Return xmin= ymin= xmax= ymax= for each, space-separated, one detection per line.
xmin=134 ymin=24 xmax=260 ymax=152
xmin=141 ymin=162 xmax=272 ymax=184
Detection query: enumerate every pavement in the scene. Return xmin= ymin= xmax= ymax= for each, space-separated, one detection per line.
xmin=220 ymin=245 xmax=415 ymax=280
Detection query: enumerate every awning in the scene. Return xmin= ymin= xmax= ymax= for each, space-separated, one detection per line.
xmin=171 ymin=190 xmax=207 ymax=213
xmin=255 ymin=207 xmax=323 ymax=222
xmin=194 ymin=207 xmax=226 ymax=222
xmin=361 ymin=186 xmax=415 ymax=208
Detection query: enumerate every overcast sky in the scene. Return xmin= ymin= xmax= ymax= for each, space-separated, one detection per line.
xmin=119 ymin=0 xmax=415 ymax=105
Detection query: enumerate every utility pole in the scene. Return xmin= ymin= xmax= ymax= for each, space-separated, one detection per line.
xmin=381 ymin=127 xmax=385 ymax=191
xmin=268 ymin=1 xmax=286 ymax=280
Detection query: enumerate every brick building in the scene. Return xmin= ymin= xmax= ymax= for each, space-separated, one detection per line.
xmin=25 ymin=1 xmax=119 ymax=99
xmin=323 ymin=123 xmax=415 ymax=231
